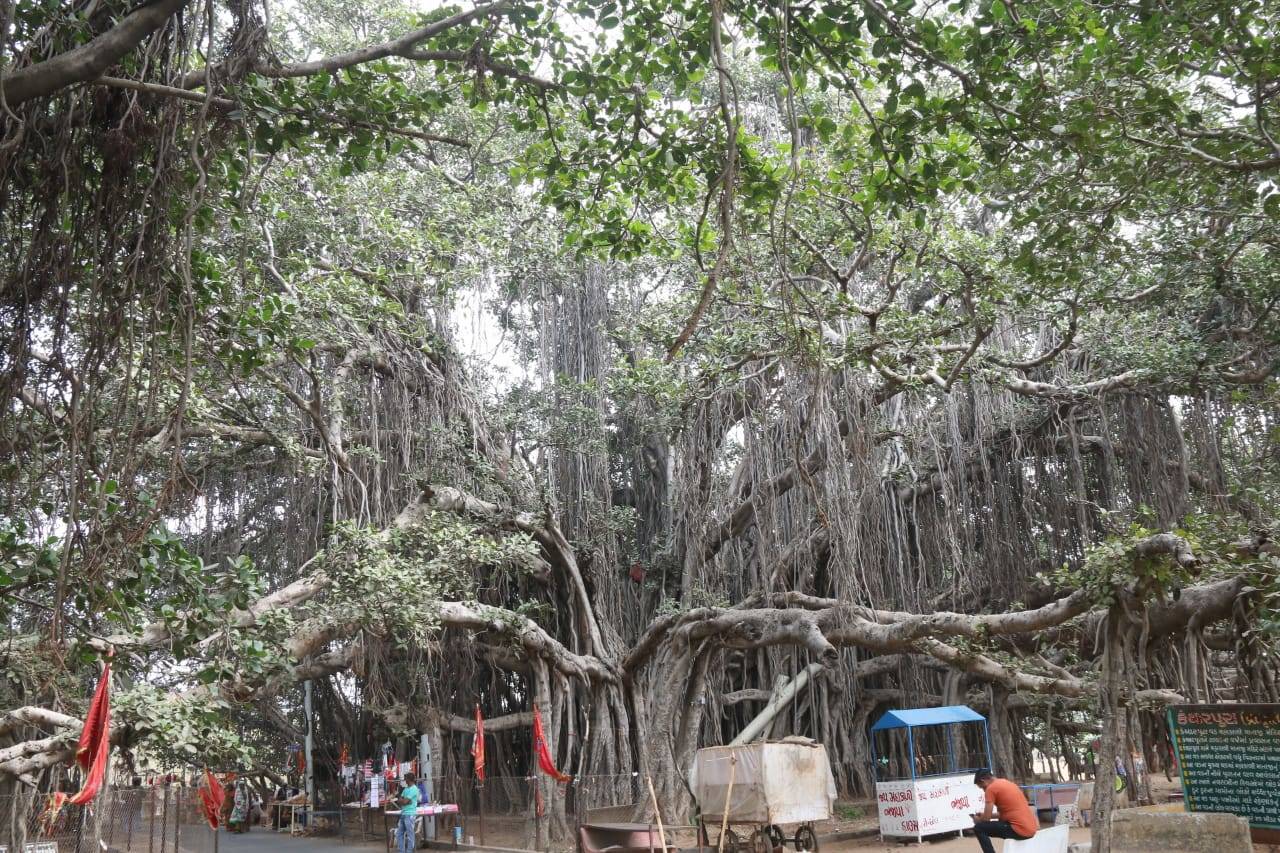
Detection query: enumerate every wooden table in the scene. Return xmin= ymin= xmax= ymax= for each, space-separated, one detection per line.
xmin=341 ymin=804 xmax=377 ymax=843
xmin=383 ymin=805 xmax=460 ymax=852
xmin=271 ymin=802 xmax=309 ymax=834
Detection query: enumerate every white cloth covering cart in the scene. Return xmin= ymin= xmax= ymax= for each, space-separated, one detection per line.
xmin=692 ymin=740 xmax=837 ymax=852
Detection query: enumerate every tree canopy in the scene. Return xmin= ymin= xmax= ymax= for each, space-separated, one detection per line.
xmin=1 ymin=0 xmax=1277 ymax=850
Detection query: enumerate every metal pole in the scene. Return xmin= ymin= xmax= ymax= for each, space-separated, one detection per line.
xmin=304 ymin=680 xmax=316 ymax=809
xmin=532 ymin=777 xmax=541 ymax=853
xmin=73 ymin=801 xmax=85 ymax=853
xmin=147 ymin=788 xmax=156 ymax=853
xmin=906 ymin=727 xmax=918 ymax=843
xmin=478 ymin=782 xmax=486 ymax=847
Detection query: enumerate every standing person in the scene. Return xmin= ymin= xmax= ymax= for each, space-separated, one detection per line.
xmin=272 ymin=783 xmax=288 ymax=830
xmin=970 ymin=770 xmax=1037 ymax=853
xmin=229 ymin=779 xmax=251 ymax=834
xmin=395 ymin=773 xmax=420 ymax=853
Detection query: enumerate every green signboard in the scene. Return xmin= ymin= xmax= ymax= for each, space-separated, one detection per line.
xmin=1166 ymin=704 xmax=1280 ymax=830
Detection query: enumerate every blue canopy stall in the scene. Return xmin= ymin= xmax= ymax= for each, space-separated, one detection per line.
xmin=869 ymin=706 xmax=994 ymax=842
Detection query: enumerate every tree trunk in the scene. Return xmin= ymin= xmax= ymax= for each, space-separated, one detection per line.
xmin=1091 ymin=607 xmax=1125 ymax=853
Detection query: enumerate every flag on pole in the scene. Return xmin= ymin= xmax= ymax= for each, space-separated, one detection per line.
xmin=471 ymin=705 xmax=486 ymax=783
xmin=531 ymin=704 xmax=571 ymax=783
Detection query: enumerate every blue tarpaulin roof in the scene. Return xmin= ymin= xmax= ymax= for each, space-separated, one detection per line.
xmin=870 ymin=705 xmax=986 ymax=731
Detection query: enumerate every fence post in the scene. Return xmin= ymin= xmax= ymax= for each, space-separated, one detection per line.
xmin=73 ymin=803 xmax=85 ymax=853
xmin=147 ymin=788 xmax=156 ymax=853
xmin=532 ymin=776 xmax=541 ymax=853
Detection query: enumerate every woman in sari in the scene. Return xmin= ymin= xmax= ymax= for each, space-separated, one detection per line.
xmin=229 ymin=779 xmax=251 ymax=833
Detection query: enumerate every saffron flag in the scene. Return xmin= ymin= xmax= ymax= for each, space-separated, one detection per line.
xmin=471 ymin=704 xmax=486 ymax=783
xmin=531 ymin=704 xmax=570 ymax=783
xmin=41 ymin=658 xmax=112 ymax=825
xmin=198 ymin=768 xmax=226 ymax=829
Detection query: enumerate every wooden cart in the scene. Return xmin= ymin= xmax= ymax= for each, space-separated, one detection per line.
xmin=692 ymin=741 xmax=836 ymax=853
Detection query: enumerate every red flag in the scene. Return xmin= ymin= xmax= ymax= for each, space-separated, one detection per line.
xmin=40 ymin=658 xmax=112 ymax=825
xmin=198 ymin=768 xmax=227 ymax=829
xmin=531 ymin=704 xmax=570 ymax=783
xmin=471 ymin=705 xmax=486 ymax=783
xmin=70 ymin=657 xmax=112 ymax=804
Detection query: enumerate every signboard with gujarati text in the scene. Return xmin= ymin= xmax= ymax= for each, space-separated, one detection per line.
xmin=875 ymin=773 xmax=985 ymax=839
xmin=1167 ymin=703 xmax=1280 ymax=831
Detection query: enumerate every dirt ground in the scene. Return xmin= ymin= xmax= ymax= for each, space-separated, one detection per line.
xmin=817 ymin=773 xmax=1186 ymax=851
xmin=827 ymin=826 xmax=1091 ymax=851
xmin=413 ymin=773 xmax=1273 ymax=853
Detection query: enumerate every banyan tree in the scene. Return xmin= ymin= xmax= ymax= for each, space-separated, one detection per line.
xmin=1 ymin=0 xmax=1277 ymax=852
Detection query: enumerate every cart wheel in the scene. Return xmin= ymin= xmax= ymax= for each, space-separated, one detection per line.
xmin=766 ymin=825 xmax=784 ymax=850
xmin=750 ymin=828 xmax=774 ymax=853
xmin=722 ymin=829 xmax=741 ymax=853
xmin=793 ymin=825 xmax=818 ymax=852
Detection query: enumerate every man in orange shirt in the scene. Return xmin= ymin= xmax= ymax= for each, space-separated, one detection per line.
xmin=970 ymin=770 xmax=1038 ymax=853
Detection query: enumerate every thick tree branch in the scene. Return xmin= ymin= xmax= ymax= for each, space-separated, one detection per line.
xmin=0 ymin=0 xmax=190 ymax=108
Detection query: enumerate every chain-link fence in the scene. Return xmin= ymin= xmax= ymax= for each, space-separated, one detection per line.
xmin=1 ymin=788 xmax=216 ymax=853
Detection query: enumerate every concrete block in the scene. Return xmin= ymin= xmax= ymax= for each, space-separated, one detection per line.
xmin=1003 ymin=826 xmax=1069 ymax=852
xmin=1111 ymin=810 xmax=1253 ymax=852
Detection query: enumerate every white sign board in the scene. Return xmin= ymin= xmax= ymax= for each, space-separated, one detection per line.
xmin=369 ymin=776 xmax=383 ymax=808
xmin=877 ymin=774 xmax=985 ymax=840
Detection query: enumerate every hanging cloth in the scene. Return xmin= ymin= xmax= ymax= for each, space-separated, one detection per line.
xmin=198 ymin=769 xmax=226 ymax=829
xmin=471 ymin=705 xmax=486 ymax=783
xmin=531 ymin=704 xmax=570 ymax=783
xmin=42 ymin=656 xmax=113 ymax=824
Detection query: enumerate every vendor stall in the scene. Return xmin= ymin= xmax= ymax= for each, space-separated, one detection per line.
xmin=870 ymin=706 xmax=992 ymax=842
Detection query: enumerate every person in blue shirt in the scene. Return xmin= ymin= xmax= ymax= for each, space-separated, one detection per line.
xmin=396 ymin=773 xmax=421 ymax=853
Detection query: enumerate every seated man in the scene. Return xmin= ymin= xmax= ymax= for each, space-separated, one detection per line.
xmin=971 ymin=769 xmax=1037 ymax=853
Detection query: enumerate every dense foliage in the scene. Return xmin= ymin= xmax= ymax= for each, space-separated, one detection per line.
xmin=1 ymin=0 xmax=1277 ymax=850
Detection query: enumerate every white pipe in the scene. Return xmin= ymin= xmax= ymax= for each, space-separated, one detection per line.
xmin=304 ymin=680 xmax=315 ymax=805
xmin=729 ymin=663 xmax=825 ymax=745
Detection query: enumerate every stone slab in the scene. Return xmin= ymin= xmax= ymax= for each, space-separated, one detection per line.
xmin=1111 ymin=810 xmax=1252 ymax=852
